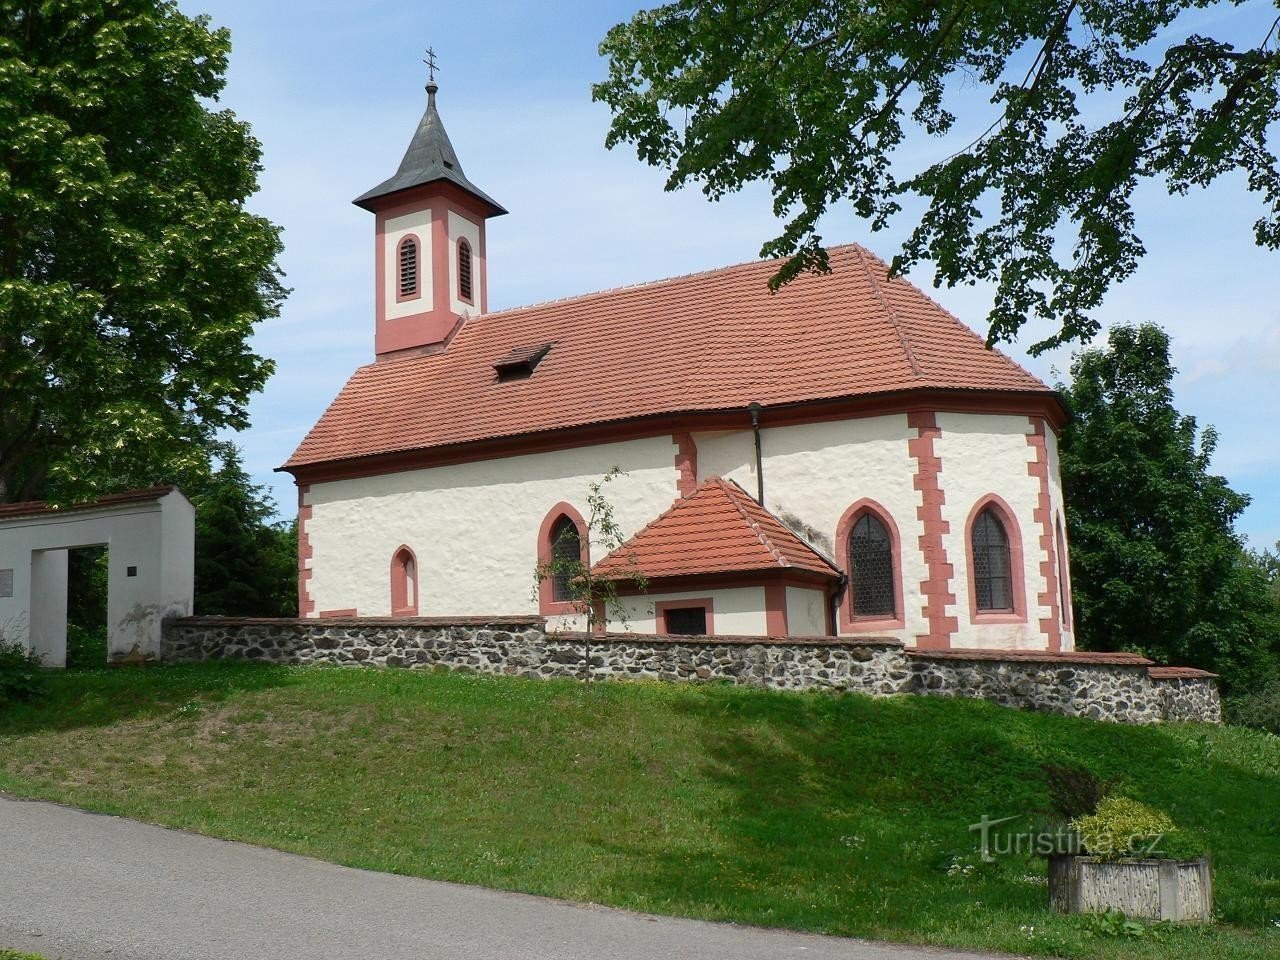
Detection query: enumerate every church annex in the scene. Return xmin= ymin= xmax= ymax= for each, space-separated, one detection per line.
xmin=282 ymin=79 xmax=1074 ymax=653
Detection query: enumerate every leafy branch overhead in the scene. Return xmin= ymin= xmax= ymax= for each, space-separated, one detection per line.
xmin=0 ymin=1 xmax=286 ymax=503
xmin=595 ymin=1 xmax=1280 ymax=352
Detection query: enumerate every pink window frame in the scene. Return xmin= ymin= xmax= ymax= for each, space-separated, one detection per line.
xmin=390 ymin=545 xmax=419 ymax=617
xmin=836 ymin=499 xmax=905 ymax=632
xmin=538 ymin=503 xmax=589 ymax=616
xmin=965 ymin=494 xmax=1027 ymax=624
xmin=456 ymin=237 xmax=474 ymax=305
xmin=655 ymin=598 xmax=715 ymax=636
xmin=396 ymin=234 xmax=422 ymax=304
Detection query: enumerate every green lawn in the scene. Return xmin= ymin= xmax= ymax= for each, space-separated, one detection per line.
xmin=1 ymin=665 xmax=1277 ymax=959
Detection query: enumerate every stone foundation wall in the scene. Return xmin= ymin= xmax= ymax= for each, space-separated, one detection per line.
xmin=161 ymin=617 xmax=1221 ymax=725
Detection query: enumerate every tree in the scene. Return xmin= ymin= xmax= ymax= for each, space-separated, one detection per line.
xmin=1059 ymin=324 xmax=1280 ymax=690
xmin=0 ymin=1 xmax=285 ymax=503
xmin=595 ymin=2 xmax=1280 ymax=352
xmin=534 ymin=469 xmax=647 ymax=670
xmin=190 ymin=444 xmax=296 ymax=618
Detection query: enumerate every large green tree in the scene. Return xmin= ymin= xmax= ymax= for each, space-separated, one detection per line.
xmin=595 ymin=1 xmax=1280 ymax=351
xmin=0 ymin=1 xmax=285 ymax=503
xmin=1059 ymin=324 xmax=1280 ymax=690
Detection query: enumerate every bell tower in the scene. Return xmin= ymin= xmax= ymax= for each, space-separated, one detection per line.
xmin=354 ymin=59 xmax=506 ymax=360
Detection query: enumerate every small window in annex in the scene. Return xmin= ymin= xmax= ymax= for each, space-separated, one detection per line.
xmin=972 ymin=508 xmax=1014 ymax=612
xmin=663 ymin=606 xmax=707 ymax=636
xmin=457 ymin=238 xmax=473 ymax=302
xmin=849 ymin=512 xmax=895 ymax=617
xmin=398 ymin=237 xmax=419 ymax=299
xmin=549 ymin=515 xmax=581 ymax=602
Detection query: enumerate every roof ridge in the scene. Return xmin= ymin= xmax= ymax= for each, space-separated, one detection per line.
xmin=854 ymin=246 xmax=1046 ymax=384
xmin=590 ymin=480 xmax=714 ymax=571
xmin=482 ymin=243 xmax=870 ymax=322
xmin=716 ymin=478 xmax=792 ymax=568
xmin=855 ymin=245 xmax=923 ymax=380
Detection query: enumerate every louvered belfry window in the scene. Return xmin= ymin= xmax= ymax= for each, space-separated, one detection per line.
xmin=398 ymin=237 xmax=418 ymax=299
xmin=550 ymin=515 xmax=581 ymax=602
xmin=850 ymin=512 xmax=895 ymax=617
xmin=973 ymin=507 xmax=1014 ymax=611
xmin=457 ymin=238 xmax=473 ymax=302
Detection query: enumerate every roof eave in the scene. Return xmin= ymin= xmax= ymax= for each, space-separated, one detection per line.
xmin=352 ymin=177 xmax=508 ymax=217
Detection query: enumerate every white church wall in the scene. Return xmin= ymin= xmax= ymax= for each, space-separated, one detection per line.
xmin=933 ymin=413 xmax=1045 ymax=649
xmin=383 ymin=207 xmax=433 ymax=321
xmin=1044 ymin=425 xmax=1075 ymax=651
xmin=785 ymin=585 xmax=828 ymax=636
xmin=694 ymin=412 xmax=924 ymax=644
xmin=305 ymin=435 xmax=680 ymax=618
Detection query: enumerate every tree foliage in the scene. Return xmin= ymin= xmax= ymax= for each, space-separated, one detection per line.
xmin=190 ymin=444 xmax=296 ymax=618
xmin=0 ymin=1 xmax=285 ymax=503
xmin=1059 ymin=324 xmax=1280 ymax=690
xmin=595 ymin=1 xmax=1280 ymax=351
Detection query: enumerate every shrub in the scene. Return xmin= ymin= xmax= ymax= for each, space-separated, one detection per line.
xmin=1041 ymin=762 xmax=1109 ymax=820
xmin=1072 ymin=796 xmax=1205 ymax=860
xmin=0 ymin=639 xmax=49 ymax=708
xmin=1223 ymin=678 xmax=1280 ymax=736
xmin=66 ymin=622 xmax=108 ymax=669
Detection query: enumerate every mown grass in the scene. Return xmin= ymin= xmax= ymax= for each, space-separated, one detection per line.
xmin=1 ymin=664 xmax=1277 ymax=959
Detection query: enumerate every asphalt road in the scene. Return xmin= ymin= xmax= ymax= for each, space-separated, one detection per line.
xmin=0 ymin=796 xmax=1017 ymax=960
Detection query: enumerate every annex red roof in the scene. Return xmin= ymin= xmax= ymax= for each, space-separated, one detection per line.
xmin=592 ymin=477 xmax=839 ymax=581
xmin=285 ymin=244 xmax=1054 ymax=471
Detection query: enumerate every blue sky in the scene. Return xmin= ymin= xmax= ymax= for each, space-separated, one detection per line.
xmin=188 ymin=1 xmax=1279 ymax=550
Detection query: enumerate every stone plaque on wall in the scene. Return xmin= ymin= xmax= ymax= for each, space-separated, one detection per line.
xmin=0 ymin=569 xmax=12 ymax=598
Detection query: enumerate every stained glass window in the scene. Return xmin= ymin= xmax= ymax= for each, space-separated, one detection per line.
xmin=972 ymin=507 xmax=1013 ymax=611
xmin=850 ymin=512 xmax=895 ymax=617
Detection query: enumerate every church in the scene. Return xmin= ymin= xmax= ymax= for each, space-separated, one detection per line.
xmin=281 ymin=78 xmax=1075 ymax=653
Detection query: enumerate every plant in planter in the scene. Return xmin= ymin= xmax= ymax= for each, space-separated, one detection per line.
xmin=1049 ymin=796 xmax=1212 ymax=922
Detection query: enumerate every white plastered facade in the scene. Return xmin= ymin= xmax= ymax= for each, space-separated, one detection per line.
xmin=302 ymin=410 xmax=1073 ymax=650
xmin=0 ymin=490 xmax=194 ymax=666
xmin=305 ymin=436 xmax=680 ymax=627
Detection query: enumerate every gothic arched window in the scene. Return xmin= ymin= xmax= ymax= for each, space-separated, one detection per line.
xmin=971 ymin=508 xmax=1013 ymax=612
xmin=391 ymin=546 xmax=418 ymax=616
xmin=849 ymin=512 xmax=895 ymax=618
xmin=398 ymin=237 xmax=420 ymax=300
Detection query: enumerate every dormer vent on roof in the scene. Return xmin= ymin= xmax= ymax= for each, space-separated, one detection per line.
xmin=493 ymin=343 xmax=552 ymax=381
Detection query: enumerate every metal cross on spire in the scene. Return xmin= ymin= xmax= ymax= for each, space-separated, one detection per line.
xmin=423 ymin=46 xmax=439 ymax=85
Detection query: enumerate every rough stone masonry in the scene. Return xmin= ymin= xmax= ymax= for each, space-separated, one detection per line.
xmin=161 ymin=616 xmax=1222 ymax=725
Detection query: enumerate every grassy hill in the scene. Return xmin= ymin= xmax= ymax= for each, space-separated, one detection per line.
xmin=1 ymin=664 xmax=1277 ymax=959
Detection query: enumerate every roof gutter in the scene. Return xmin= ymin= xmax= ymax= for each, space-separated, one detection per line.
xmin=748 ymin=402 xmax=764 ymax=505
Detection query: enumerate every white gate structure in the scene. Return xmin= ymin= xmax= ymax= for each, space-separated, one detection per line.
xmin=0 ymin=487 xmax=194 ymax=666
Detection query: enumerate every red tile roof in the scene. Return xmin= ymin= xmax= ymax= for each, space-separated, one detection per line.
xmin=1147 ymin=666 xmax=1217 ymax=680
xmin=907 ymin=648 xmax=1154 ymax=666
xmin=592 ymin=477 xmax=839 ymax=581
xmin=0 ymin=486 xmax=178 ymax=520
xmin=284 ymin=244 xmax=1054 ymax=471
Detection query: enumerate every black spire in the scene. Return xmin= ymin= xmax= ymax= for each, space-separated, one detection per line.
xmin=354 ymin=75 xmax=506 ymax=215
